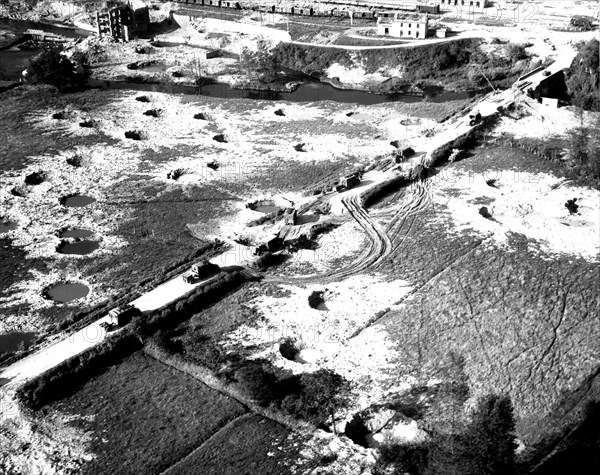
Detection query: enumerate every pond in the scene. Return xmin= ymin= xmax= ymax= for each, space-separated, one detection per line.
xmin=61 ymin=194 xmax=96 ymax=207
xmin=59 ymin=227 xmax=93 ymax=238
xmin=0 ymin=47 xmax=40 ymax=80
xmin=0 ymin=221 xmax=18 ymax=233
xmin=57 ymin=240 xmax=100 ymax=255
xmin=45 ymin=282 xmax=90 ymax=303
xmin=0 ymin=19 xmax=92 ymax=80
xmin=90 ymin=78 xmax=480 ymax=105
xmin=0 ymin=331 xmax=36 ymax=355
xmin=254 ymin=205 xmax=282 ymax=214
xmin=196 ymin=81 xmax=479 ymax=105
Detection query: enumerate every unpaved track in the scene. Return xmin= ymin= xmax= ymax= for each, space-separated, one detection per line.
xmin=0 ymin=255 xmax=233 ymax=389
xmin=273 ymin=176 xmax=430 ymax=284
xmin=382 ymin=178 xmax=432 ymax=259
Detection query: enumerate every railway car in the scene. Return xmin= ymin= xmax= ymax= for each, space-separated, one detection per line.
xmin=417 ymin=4 xmax=440 ymax=14
xmin=353 ymin=10 xmax=374 ymax=19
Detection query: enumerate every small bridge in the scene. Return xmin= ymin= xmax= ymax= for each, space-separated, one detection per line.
xmin=24 ymin=29 xmax=70 ymax=43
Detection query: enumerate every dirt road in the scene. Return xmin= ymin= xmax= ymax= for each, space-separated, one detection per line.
xmin=0 ymin=254 xmax=236 ymax=389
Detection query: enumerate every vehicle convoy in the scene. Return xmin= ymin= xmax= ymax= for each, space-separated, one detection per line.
xmin=182 ymin=259 xmax=220 ymax=284
xmin=100 ymin=305 xmax=142 ymax=332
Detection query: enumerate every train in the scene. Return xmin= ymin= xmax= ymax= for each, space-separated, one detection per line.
xmin=169 ymin=0 xmax=440 ymax=19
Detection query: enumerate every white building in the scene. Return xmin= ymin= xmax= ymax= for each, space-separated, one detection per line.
xmin=377 ymin=13 xmax=429 ymax=39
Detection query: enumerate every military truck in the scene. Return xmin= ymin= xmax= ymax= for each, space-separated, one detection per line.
xmin=101 ymin=305 xmax=141 ymax=332
xmin=283 ymin=208 xmax=297 ymax=225
xmin=467 ymin=111 xmax=482 ymax=126
xmin=335 ymin=173 xmax=361 ymax=192
xmin=182 ymin=259 xmax=220 ymax=284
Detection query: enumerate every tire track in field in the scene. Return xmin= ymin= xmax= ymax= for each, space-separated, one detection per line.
xmin=382 ymin=179 xmax=433 ymax=256
xmin=270 ymin=177 xmax=432 ymax=284
xmin=270 ymin=192 xmax=393 ymax=284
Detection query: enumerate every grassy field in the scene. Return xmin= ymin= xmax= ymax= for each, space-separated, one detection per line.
xmin=0 ymin=87 xmax=120 ymax=172
xmin=47 ymin=351 xmax=249 ymax=475
xmin=372 ymin=144 xmax=600 ymax=454
xmin=175 ymin=282 xmax=272 ymax=369
xmin=80 ymin=183 xmax=234 ymax=292
xmin=164 ymin=414 xmax=301 ymax=475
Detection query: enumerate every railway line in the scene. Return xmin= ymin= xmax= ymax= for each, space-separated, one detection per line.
xmin=169 ymin=0 xmax=438 ymax=19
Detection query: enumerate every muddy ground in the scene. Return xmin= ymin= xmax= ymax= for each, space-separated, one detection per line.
xmin=0 ymin=84 xmax=470 ymax=341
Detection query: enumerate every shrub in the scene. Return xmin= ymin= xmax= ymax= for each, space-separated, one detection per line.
xmin=565 ymin=198 xmax=579 ymax=214
xmin=235 ymin=360 xmax=277 ymax=406
xmin=479 ymin=206 xmax=493 ymax=219
xmin=567 ymin=116 xmax=600 ymax=181
xmin=27 ymin=47 xmax=90 ymax=91
xmin=279 ymin=337 xmax=300 ymax=361
xmin=570 ymin=16 xmax=594 ymax=31
xmin=167 ymin=168 xmax=185 ymax=180
xmin=24 ymin=171 xmax=46 ymax=185
xmin=308 ymin=290 xmax=325 ymax=309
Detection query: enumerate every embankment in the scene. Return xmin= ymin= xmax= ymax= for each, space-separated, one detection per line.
xmin=272 ymin=39 xmax=481 ymax=92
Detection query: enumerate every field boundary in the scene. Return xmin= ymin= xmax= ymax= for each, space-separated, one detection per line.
xmin=159 ymin=413 xmax=255 ymax=475
xmin=144 ymin=344 xmax=311 ymax=433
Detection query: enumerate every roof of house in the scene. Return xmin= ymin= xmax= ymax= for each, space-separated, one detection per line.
xmin=379 ymin=14 xmax=428 ymax=24
xmin=128 ymin=0 xmax=147 ymax=9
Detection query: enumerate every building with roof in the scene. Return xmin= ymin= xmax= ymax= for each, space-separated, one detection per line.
xmin=96 ymin=0 xmax=150 ymax=41
xmin=377 ymin=13 xmax=429 ymax=39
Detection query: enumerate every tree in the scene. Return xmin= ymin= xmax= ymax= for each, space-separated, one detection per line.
xmin=586 ymin=114 xmax=600 ymax=179
xmin=187 ymin=55 xmax=206 ymax=86
xmin=568 ymin=125 xmax=589 ymax=166
xmin=467 ymin=395 xmax=518 ymax=475
xmin=566 ymin=39 xmax=600 ymax=111
xmin=239 ymin=41 xmax=279 ymax=84
xmin=27 ymin=47 xmax=91 ymax=91
xmin=281 ymin=369 xmax=350 ymax=433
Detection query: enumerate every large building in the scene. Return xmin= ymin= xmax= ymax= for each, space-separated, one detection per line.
xmin=96 ymin=0 xmax=150 ymax=41
xmin=377 ymin=13 xmax=429 ymax=38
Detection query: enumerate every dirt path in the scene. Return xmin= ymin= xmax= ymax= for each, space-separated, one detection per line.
xmin=0 ymin=253 xmax=235 ymax=389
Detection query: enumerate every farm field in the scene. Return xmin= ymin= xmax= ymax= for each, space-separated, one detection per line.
xmin=372 ymin=143 xmax=600 ymax=451
xmin=45 ymin=351 xmax=252 ymax=475
xmin=163 ymin=414 xmax=302 ymax=475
